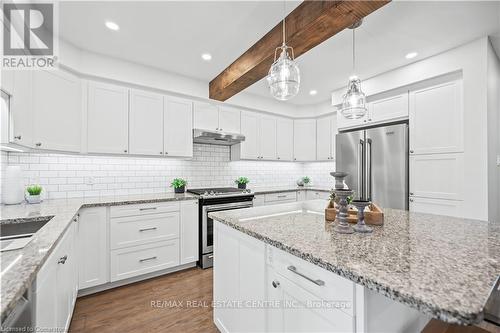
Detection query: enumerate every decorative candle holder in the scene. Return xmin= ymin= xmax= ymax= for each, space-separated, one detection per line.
xmin=351 ymin=200 xmax=373 ymax=233
xmin=330 ymin=171 xmax=348 ymax=190
xmin=333 ymin=189 xmax=355 ymax=234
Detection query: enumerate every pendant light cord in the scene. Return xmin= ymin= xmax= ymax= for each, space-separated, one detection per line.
xmin=352 ymin=28 xmax=356 ymax=74
xmin=282 ymin=0 xmax=286 ymax=46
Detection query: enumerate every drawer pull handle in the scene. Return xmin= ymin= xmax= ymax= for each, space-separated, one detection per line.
xmin=272 ymin=280 xmax=280 ymax=288
xmin=139 ymin=227 xmax=157 ymax=232
xmin=139 ymin=256 xmax=157 ymax=263
xmin=287 ymin=265 xmax=325 ymax=286
xmin=277 ymin=195 xmax=287 ymax=198
xmin=139 ymin=207 xmax=157 ymax=211
xmin=58 ymin=255 xmax=68 ymax=264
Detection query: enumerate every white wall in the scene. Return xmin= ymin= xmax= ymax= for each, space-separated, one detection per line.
xmin=3 ymin=144 xmax=335 ymax=201
xmin=487 ymin=39 xmax=500 ymax=223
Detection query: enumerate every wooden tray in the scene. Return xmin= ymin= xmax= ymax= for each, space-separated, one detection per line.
xmin=325 ymin=201 xmax=384 ymax=226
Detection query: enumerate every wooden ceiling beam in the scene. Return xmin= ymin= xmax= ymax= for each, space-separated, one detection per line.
xmin=209 ymin=0 xmax=390 ymax=102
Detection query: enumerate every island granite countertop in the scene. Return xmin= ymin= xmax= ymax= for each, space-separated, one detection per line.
xmin=0 ymin=192 xmax=197 ymax=321
xmin=208 ymin=200 xmax=500 ymax=325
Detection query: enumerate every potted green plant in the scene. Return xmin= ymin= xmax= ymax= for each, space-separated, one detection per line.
xmin=302 ymin=176 xmax=311 ymax=186
xmin=235 ymin=177 xmax=250 ymax=189
xmin=171 ymin=178 xmax=187 ymax=194
xmin=26 ymin=184 xmax=43 ymax=204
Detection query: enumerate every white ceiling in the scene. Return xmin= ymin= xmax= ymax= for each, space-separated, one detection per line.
xmin=59 ymin=1 xmax=500 ymax=106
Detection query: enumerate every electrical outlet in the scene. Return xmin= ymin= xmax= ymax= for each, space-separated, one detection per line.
xmin=86 ymin=177 xmax=95 ymax=185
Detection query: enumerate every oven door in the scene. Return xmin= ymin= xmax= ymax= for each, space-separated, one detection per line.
xmin=202 ymin=201 xmax=253 ymax=255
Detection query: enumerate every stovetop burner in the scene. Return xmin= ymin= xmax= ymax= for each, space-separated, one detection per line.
xmin=187 ymin=187 xmax=252 ymax=197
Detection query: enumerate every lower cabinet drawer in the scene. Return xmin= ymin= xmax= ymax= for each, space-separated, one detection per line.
xmin=110 ymin=240 xmax=180 ymax=282
xmin=265 ymin=192 xmax=297 ymax=203
xmin=110 ymin=212 xmax=180 ymax=249
xmin=306 ymin=191 xmax=329 ymax=200
xmin=269 ymin=246 xmax=355 ymax=316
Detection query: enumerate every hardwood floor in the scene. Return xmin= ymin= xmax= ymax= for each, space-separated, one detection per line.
xmin=69 ymin=267 xmax=218 ymax=333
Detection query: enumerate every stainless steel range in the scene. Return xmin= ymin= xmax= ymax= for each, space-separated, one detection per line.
xmin=187 ymin=187 xmax=254 ymax=268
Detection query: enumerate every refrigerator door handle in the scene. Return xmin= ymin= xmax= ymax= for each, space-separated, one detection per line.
xmin=358 ymin=139 xmax=364 ymax=199
xmin=366 ymin=138 xmax=373 ymax=201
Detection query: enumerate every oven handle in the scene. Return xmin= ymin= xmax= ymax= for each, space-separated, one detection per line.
xmin=203 ymin=202 xmax=253 ymax=211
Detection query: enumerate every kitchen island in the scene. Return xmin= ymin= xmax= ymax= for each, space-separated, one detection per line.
xmin=209 ymin=200 xmax=500 ymax=332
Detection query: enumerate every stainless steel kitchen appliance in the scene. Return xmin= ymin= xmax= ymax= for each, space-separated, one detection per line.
xmin=187 ymin=187 xmax=254 ymax=268
xmin=336 ymin=123 xmax=408 ymax=210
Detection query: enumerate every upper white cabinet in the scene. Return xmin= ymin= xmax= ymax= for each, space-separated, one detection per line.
xmin=164 ymin=96 xmax=193 ymax=157
xmin=293 ymin=119 xmax=316 ymax=161
xmin=316 ymin=115 xmax=337 ymax=161
xmin=409 ymin=80 xmax=463 ymax=155
xmin=194 ymin=102 xmax=241 ymax=133
xmin=259 ymin=115 xmax=277 ymax=160
xmin=193 ymin=102 xmax=219 ymax=131
xmin=129 ymin=89 xmax=164 ymax=156
xmin=219 ymin=106 xmax=241 ymax=133
xmin=32 ymin=70 xmax=82 ymax=152
xmin=9 ymin=70 xmax=33 ymax=147
xmin=87 ymin=81 xmax=129 ymax=154
xmin=337 ymin=92 xmax=409 ymax=131
xmin=276 ymin=117 xmax=293 ymax=161
xmin=239 ymin=111 xmax=260 ymax=160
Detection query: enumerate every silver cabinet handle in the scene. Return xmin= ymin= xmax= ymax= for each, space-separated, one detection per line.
xmin=14 ymin=135 xmax=21 ymax=140
xmin=272 ymin=280 xmax=280 ymax=288
xmin=220 ymin=128 xmax=223 ymax=131
xmin=409 ymin=192 xmax=414 ymax=196
xmin=277 ymin=195 xmax=287 ymax=198
xmin=139 ymin=256 xmax=157 ymax=263
xmin=409 ymin=198 xmax=414 ymax=203
xmin=208 ymin=255 xmax=214 ymax=259
xmin=58 ymin=255 xmax=68 ymax=264
xmin=35 ymin=142 xmax=42 ymax=147
xmin=124 ymin=149 xmax=128 ymax=153
xmin=139 ymin=207 xmax=157 ymax=211
xmin=277 ymin=157 xmax=280 ymax=160
xmin=139 ymin=227 xmax=157 ymax=232
xmin=287 ymin=265 xmax=325 ymax=286
xmin=410 ymin=150 xmax=414 ymax=154
xmin=165 ymin=152 xmax=168 ymax=155
xmin=160 ymin=152 xmax=163 ymax=154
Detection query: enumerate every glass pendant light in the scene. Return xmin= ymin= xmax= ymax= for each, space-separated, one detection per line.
xmin=341 ymin=20 xmax=367 ymax=119
xmin=267 ymin=1 xmax=300 ymax=101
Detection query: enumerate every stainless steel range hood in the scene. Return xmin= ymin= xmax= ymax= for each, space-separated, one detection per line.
xmin=193 ymin=129 xmax=245 ymax=146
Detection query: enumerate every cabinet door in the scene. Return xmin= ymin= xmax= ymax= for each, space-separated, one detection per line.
xmin=193 ymin=102 xmax=218 ymax=131
xmin=180 ymin=200 xmax=199 ymax=264
xmin=410 ymin=154 xmax=464 ymax=200
xmin=164 ymin=96 xmax=193 ymax=157
xmin=78 ymin=207 xmax=109 ymax=290
xmin=316 ymin=116 xmax=332 ymax=161
xmin=10 ymin=71 xmax=33 ymax=147
xmin=88 ymin=82 xmax=129 ymax=154
xmin=294 ymin=119 xmax=316 ymax=161
xmin=336 ymin=108 xmax=368 ymax=130
xmin=218 ymin=106 xmax=241 ymax=133
xmin=32 ymin=70 xmax=81 ymax=152
xmin=369 ymin=92 xmax=409 ymax=123
xmin=260 ymin=115 xmax=277 ymax=160
xmin=36 ymin=246 xmax=58 ymax=330
xmin=240 ymin=111 xmax=260 ymax=159
xmin=129 ymin=90 xmax=163 ymax=156
xmin=57 ymin=222 xmax=77 ymax=331
xmin=409 ymin=197 xmax=463 ymax=218
xmin=276 ymin=117 xmax=293 ymax=161
xmin=409 ymin=80 xmax=463 ymax=154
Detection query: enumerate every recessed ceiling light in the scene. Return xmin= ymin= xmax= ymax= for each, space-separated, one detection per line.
xmin=405 ymin=52 xmax=418 ymax=59
xmin=201 ymin=53 xmax=212 ymax=61
xmin=309 ymin=90 xmax=318 ymax=96
xmin=105 ymin=21 xmax=120 ymax=31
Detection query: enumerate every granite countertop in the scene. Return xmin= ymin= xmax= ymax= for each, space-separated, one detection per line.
xmin=0 ymin=192 xmax=197 ymax=320
xmin=209 ymin=200 xmax=500 ymax=325
xmin=251 ymin=186 xmax=331 ymax=195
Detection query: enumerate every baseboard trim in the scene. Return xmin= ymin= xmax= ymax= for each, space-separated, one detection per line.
xmin=77 ymin=262 xmax=197 ymax=297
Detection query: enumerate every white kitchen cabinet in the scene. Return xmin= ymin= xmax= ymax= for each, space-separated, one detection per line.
xmin=32 ymin=69 xmax=81 ymax=152
xmin=219 ymin=106 xmax=241 ymax=133
xmin=36 ymin=220 xmax=78 ymax=332
xmin=78 ymin=207 xmax=109 ymax=290
xmin=9 ymin=71 xmax=33 ymax=147
xmin=294 ymin=119 xmax=316 ymax=161
xmin=410 ymin=153 xmax=464 ymax=201
xmin=336 ymin=108 xmax=369 ymax=130
xmin=180 ymin=200 xmax=199 ymax=264
xmin=239 ymin=111 xmax=260 ymax=159
xmin=253 ymin=194 xmax=265 ymax=207
xmin=409 ymin=80 xmax=463 ymax=155
xmin=316 ymin=115 xmax=337 ymax=161
xmin=260 ymin=115 xmax=277 ymax=160
xmin=306 ymin=190 xmax=329 ymax=200
xmin=129 ymin=89 xmax=164 ymax=156
xmin=87 ymin=81 xmax=129 ymax=154
xmin=164 ymin=96 xmax=193 ymax=157
xmin=409 ymin=197 xmax=463 ymax=218
xmin=297 ymin=190 xmax=306 ymax=202
xmin=193 ymin=102 xmax=219 ymax=131
xmin=369 ymin=92 xmax=409 ymax=123
xmin=276 ymin=117 xmax=294 ymax=161
xmin=264 ymin=191 xmax=296 ymax=204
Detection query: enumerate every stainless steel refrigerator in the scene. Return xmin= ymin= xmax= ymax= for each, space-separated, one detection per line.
xmin=336 ymin=123 xmax=409 ymax=210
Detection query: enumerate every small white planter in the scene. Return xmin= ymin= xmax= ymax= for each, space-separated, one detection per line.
xmin=26 ymin=194 xmax=41 ymax=204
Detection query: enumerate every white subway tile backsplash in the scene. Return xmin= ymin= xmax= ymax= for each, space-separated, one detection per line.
xmin=2 ymin=144 xmax=336 ymax=201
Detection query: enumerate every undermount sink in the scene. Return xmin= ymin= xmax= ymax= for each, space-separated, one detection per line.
xmin=0 ymin=216 xmax=54 ymax=252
